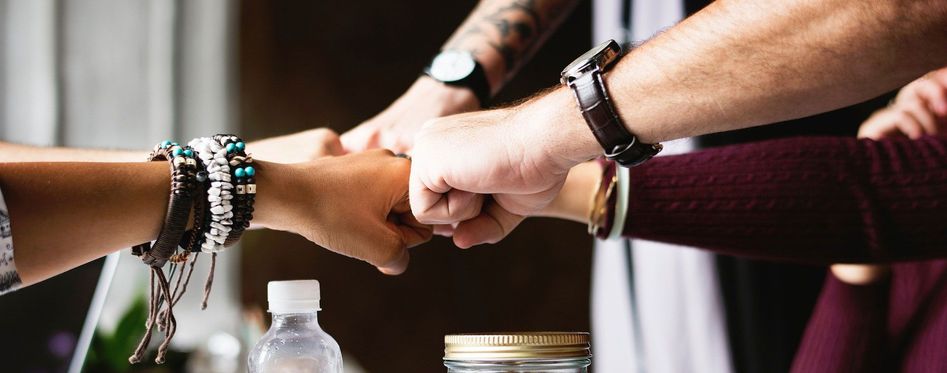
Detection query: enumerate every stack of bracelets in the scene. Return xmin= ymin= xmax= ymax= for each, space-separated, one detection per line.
xmin=128 ymin=135 xmax=257 ymax=364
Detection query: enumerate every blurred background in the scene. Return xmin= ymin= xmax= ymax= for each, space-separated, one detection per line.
xmin=0 ymin=0 xmax=594 ymax=372
xmin=0 ymin=0 xmax=898 ymax=372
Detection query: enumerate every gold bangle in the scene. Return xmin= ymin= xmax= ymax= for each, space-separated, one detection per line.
xmin=588 ymin=172 xmax=617 ymax=235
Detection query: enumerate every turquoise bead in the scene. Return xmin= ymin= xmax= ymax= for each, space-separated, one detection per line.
xmin=183 ymin=149 xmax=194 ymax=157
xmin=226 ymin=143 xmax=236 ymax=153
xmin=171 ymin=142 xmax=178 ymax=146
xmin=161 ymin=140 xmax=172 ymax=148
xmin=234 ymin=167 xmax=246 ymax=178
xmin=235 ymin=141 xmax=246 ymax=150
xmin=244 ymin=166 xmax=256 ymax=176
xmin=172 ymin=148 xmax=183 ymax=157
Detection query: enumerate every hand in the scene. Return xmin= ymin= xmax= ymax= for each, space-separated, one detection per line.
xmin=340 ymin=77 xmax=480 ymax=153
xmin=255 ymin=150 xmax=432 ymax=274
xmin=249 ymin=128 xmax=345 ymax=163
xmin=858 ymin=67 xmax=947 ymax=140
xmin=409 ymin=89 xmax=598 ymax=248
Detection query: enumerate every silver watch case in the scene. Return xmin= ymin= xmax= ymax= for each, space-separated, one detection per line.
xmin=560 ymin=40 xmax=622 ymax=85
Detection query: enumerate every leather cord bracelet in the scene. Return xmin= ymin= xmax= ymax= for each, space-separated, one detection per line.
xmin=130 ymin=135 xmax=258 ymax=365
xmin=133 ymin=141 xmax=199 ymax=268
xmin=130 ymin=140 xmax=201 ymax=365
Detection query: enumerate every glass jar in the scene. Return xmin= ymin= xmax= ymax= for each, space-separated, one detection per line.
xmin=444 ymin=332 xmax=591 ymax=372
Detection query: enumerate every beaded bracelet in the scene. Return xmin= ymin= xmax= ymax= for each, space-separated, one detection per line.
xmin=189 ymin=136 xmax=236 ymax=252
xmin=130 ymin=135 xmax=259 ymax=365
xmin=189 ymin=135 xmax=258 ymax=250
xmin=215 ymin=135 xmax=256 ymax=247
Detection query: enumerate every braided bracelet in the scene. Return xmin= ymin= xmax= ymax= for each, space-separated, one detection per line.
xmin=133 ymin=141 xmax=199 ymax=268
xmin=129 ymin=140 xmax=202 ymax=365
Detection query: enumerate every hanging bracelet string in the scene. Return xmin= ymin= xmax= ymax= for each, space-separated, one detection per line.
xmin=130 ymin=141 xmax=200 ymax=365
xmin=131 ymin=135 xmax=258 ymax=365
xmin=187 ymin=135 xmax=257 ymax=308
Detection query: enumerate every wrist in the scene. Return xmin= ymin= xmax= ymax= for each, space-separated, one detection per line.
xmin=252 ymin=161 xmax=297 ymax=232
xmin=538 ymin=161 xmax=602 ymax=223
xmin=410 ymin=76 xmax=481 ymax=114
xmin=519 ymin=87 xmax=602 ymax=169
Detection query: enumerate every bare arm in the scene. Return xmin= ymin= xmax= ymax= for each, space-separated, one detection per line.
xmin=2 ymin=152 xmax=430 ymax=288
xmin=341 ymin=0 xmax=581 ymax=152
xmin=1 ymin=161 xmax=171 ymax=285
xmin=0 ymin=141 xmax=142 ymax=162
xmin=409 ymin=0 xmax=947 ymax=246
xmin=0 ymin=128 xmax=343 ymax=164
xmin=541 ymin=0 xmax=947 ymax=163
xmin=443 ymin=0 xmax=581 ymax=91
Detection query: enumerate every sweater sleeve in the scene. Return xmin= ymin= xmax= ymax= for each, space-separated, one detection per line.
xmin=622 ymin=135 xmax=947 ymax=264
xmin=790 ymin=274 xmax=889 ymax=373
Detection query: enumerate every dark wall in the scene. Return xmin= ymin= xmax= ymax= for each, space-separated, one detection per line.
xmin=0 ymin=260 xmax=100 ymax=372
xmin=237 ymin=1 xmax=594 ymax=372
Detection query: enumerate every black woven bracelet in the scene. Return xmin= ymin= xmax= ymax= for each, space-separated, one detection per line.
xmin=133 ymin=141 xmax=200 ymax=268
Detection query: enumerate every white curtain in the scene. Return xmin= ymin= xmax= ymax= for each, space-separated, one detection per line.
xmin=0 ymin=0 xmax=239 ymax=351
xmin=591 ymin=0 xmax=734 ymax=372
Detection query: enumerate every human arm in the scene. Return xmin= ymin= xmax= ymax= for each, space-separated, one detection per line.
xmin=540 ymin=135 xmax=947 ymax=264
xmin=0 ymin=128 xmax=344 ymax=164
xmin=0 ymin=141 xmax=143 ymax=162
xmin=340 ymin=0 xmax=581 ymax=153
xmin=834 ymin=67 xmax=947 ymax=281
xmin=2 ymin=150 xmax=429 ymax=288
xmin=600 ymin=136 xmax=947 ymax=264
xmin=410 ymin=0 xmax=947 ymax=246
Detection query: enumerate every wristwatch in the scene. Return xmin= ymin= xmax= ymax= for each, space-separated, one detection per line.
xmin=424 ymin=50 xmax=491 ymax=107
xmin=560 ymin=40 xmax=662 ymax=167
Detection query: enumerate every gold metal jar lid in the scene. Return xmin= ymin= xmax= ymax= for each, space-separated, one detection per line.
xmin=444 ymin=332 xmax=591 ymax=361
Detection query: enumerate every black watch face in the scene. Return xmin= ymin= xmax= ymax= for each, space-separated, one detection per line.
xmin=429 ymin=51 xmax=476 ymax=83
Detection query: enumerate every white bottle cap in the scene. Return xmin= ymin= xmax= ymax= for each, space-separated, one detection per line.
xmin=268 ymin=280 xmax=321 ymax=313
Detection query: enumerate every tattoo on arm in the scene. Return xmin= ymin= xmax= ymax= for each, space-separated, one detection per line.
xmin=445 ymin=0 xmax=579 ymax=85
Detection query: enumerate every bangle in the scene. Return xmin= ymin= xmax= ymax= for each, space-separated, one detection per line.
xmin=129 ymin=140 xmax=202 ymax=365
xmin=606 ymin=166 xmax=630 ymax=240
xmin=588 ymin=162 xmax=616 ymax=235
xmin=133 ymin=141 xmax=199 ymax=268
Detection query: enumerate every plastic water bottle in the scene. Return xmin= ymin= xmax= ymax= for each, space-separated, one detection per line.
xmin=248 ymin=280 xmax=342 ymax=373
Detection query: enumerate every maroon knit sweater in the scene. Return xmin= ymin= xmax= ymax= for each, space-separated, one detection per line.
xmin=621 ymin=135 xmax=947 ymax=264
xmin=791 ymin=260 xmax=947 ymax=372
xmin=613 ymin=135 xmax=947 ymax=372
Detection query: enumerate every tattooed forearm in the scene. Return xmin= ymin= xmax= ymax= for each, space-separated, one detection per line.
xmin=443 ymin=0 xmax=581 ymax=90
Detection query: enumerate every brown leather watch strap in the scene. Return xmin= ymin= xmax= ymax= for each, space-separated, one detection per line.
xmin=569 ymin=71 xmax=662 ymax=167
